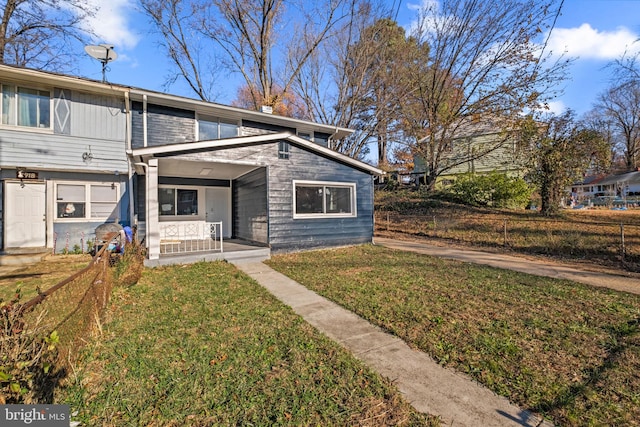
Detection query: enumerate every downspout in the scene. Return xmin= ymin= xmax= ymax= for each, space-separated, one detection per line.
xmin=125 ymin=90 xmax=135 ymax=227
xmin=143 ymin=94 xmax=148 ymax=148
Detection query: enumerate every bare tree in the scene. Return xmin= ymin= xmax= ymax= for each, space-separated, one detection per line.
xmin=142 ymin=0 xmax=347 ymax=108
xmin=592 ymin=53 xmax=640 ymax=172
xmin=141 ymin=0 xmax=220 ymax=101
xmin=293 ymin=0 xmax=406 ymax=161
xmin=0 ymin=0 xmax=93 ymax=72
xmin=398 ymin=0 xmax=571 ymax=189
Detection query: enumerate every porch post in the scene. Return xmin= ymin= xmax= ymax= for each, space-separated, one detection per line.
xmin=147 ymin=158 xmax=160 ymax=260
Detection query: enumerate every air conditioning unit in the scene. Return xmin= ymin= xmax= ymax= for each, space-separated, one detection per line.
xmin=260 ymin=105 xmax=273 ymax=114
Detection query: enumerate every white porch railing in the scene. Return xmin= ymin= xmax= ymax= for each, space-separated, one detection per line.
xmin=159 ymin=221 xmax=223 ymax=254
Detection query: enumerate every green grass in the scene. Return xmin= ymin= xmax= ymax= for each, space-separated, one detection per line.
xmin=0 ymin=254 xmax=92 ymax=303
xmin=267 ymin=245 xmax=640 ymax=427
xmin=56 ymin=261 xmax=437 ymax=426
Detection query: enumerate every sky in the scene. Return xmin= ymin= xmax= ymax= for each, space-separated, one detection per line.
xmin=75 ymin=0 xmax=640 ymax=117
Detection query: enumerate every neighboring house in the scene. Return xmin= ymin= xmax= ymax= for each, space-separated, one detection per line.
xmin=0 ymin=65 xmax=383 ymax=264
xmin=413 ymin=118 xmax=525 ymax=187
xmin=571 ymin=171 xmax=640 ymax=204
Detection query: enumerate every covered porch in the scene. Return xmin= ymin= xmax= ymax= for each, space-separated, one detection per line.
xmin=130 ymin=147 xmax=270 ymax=265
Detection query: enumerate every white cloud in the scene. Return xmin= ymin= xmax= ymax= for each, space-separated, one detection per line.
xmin=546 ymin=23 xmax=640 ymax=60
xmin=83 ymin=0 xmax=140 ymax=50
xmin=407 ymin=0 xmax=439 ymax=11
xmin=544 ymin=100 xmax=567 ymax=115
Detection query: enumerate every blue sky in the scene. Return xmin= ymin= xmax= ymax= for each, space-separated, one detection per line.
xmin=77 ymin=0 xmax=640 ymax=117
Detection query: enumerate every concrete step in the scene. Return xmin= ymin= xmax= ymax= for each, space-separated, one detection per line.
xmin=0 ymin=250 xmax=50 ymax=266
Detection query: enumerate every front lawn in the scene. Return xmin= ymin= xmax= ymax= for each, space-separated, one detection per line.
xmin=57 ymin=261 xmax=437 ymax=426
xmin=267 ymin=245 xmax=640 ymax=427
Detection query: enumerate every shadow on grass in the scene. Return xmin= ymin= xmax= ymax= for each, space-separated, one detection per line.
xmin=532 ymin=319 xmax=640 ymax=418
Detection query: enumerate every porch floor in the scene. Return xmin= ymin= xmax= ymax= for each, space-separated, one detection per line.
xmin=145 ymin=239 xmax=270 ymax=267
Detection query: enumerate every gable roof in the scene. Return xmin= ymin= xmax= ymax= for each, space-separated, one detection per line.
xmin=128 ymin=132 xmax=384 ymax=176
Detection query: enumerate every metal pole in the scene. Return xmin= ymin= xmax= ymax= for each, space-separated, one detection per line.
xmin=504 ymin=220 xmax=507 ymax=247
xmin=620 ymin=222 xmax=626 ymax=262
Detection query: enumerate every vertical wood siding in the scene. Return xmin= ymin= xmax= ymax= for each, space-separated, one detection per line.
xmin=182 ymin=140 xmax=374 ymax=251
xmin=233 ymin=168 xmax=268 ymax=244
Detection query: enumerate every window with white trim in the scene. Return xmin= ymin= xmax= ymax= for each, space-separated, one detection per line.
xmin=197 ymin=115 xmax=238 ymax=140
xmin=159 ymin=187 xmax=199 ymax=216
xmin=2 ymin=84 xmax=51 ymax=129
xmin=293 ymin=181 xmax=356 ymax=218
xmin=56 ymin=183 xmax=119 ymax=220
xmin=278 ymin=141 xmax=290 ymax=159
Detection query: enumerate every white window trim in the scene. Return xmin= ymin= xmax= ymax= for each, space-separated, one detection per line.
xmin=292 ymin=180 xmax=357 ymax=219
xmin=158 ymin=185 xmax=204 ymax=220
xmin=195 ymin=113 xmax=240 ymax=141
xmin=54 ymin=181 xmax=120 ymax=222
xmin=1 ymin=83 xmax=53 ymax=132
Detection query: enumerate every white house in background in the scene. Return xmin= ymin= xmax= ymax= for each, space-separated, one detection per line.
xmin=571 ymin=171 xmax=640 ymax=205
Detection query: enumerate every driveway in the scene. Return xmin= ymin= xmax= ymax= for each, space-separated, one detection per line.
xmin=375 ymin=237 xmax=640 ymax=295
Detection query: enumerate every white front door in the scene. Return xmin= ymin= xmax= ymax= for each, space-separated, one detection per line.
xmin=205 ymin=187 xmax=231 ymax=238
xmin=5 ymin=181 xmax=46 ymax=248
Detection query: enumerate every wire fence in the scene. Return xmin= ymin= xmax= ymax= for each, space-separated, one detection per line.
xmin=375 ymin=211 xmax=640 ymax=272
xmin=18 ymin=238 xmax=116 ymax=365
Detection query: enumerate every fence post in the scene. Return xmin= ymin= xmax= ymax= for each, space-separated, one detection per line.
xmin=620 ymin=222 xmax=626 ymax=262
xmin=433 ymin=216 xmax=437 ymax=236
xmin=503 ymin=219 xmax=507 ymax=247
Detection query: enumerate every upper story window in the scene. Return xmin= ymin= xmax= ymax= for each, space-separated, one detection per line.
xmin=197 ymin=115 xmax=238 ymax=140
xmin=298 ymin=131 xmax=312 ymax=141
xmin=2 ymin=84 xmax=51 ymax=129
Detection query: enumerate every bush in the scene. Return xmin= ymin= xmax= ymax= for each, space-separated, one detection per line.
xmin=448 ymin=172 xmax=532 ymax=209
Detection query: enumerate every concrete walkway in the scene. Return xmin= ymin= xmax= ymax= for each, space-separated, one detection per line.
xmin=237 ymin=261 xmax=553 ymax=427
xmin=375 ymin=237 xmax=640 ymax=295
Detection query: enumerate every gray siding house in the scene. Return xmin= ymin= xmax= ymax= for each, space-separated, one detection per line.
xmin=0 ymin=66 xmax=130 ymax=255
xmin=0 ymin=65 xmax=382 ymax=263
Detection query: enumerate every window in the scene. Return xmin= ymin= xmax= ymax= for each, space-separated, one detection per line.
xmin=159 ymin=188 xmax=199 ymax=216
xmin=278 ymin=141 xmax=290 ymax=159
xmin=298 ymin=131 xmax=312 ymax=141
xmin=56 ymin=183 xmax=118 ymax=220
xmin=293 ymin=181 xmax=356 ymax=218
xmin=197 ymin=115 xmax=238 ymax=140
xmin=2 ymin=84 xmax=51 ymax=128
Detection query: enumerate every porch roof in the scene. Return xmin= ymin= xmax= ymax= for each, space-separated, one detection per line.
xmin=127 ymin=132 xmax=384 ymax=176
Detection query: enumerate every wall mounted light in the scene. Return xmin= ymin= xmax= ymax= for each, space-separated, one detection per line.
xmin=112 ymin=170 xmax=119 ymax=189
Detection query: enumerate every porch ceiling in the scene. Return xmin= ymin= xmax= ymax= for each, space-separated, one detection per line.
xmin=157 ymin=159 xmax=260 ymax=180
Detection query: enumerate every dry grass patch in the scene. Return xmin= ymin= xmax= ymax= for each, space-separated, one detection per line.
xmin=375 ymin=190 xmax=640 ymax=272
xmin=267 ymin=245 xmax=640 ymax=426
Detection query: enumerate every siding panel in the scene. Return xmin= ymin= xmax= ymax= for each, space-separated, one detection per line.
xmin=233 ymin=168 xmax=268 ymax=244
xmin=0 ymin=129 xmax=127 ymax=172
xmin=185 ymin=140 xmax=374 ymax=251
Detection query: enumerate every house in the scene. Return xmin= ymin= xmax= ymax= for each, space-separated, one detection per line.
xmin=0 ymin=65 xmax=383 ymax=265
xmin=412 ymin=117 xmax=525 ymax=188
xmin=571 ymin=171 xmax=640 ymax=205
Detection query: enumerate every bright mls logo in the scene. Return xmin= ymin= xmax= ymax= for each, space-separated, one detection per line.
xmin=1 ymin=405 xmax=69 ymax=426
